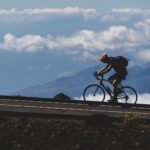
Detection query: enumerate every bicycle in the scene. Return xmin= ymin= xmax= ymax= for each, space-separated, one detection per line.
xmin=83 ymin=73 xmax=138 ymax=106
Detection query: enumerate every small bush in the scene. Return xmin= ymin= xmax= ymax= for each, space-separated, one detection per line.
xmin=122 ymin=112 xmax=139 ymax=127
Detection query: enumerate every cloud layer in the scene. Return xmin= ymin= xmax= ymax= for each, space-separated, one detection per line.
xmin=75 ymin=93 xmax=150 ymax=104
xmin=101 ymin=8 xmax=150 ymax=22
xmin=0 ymin=8 xmax=150 ymax=22
xmin=0 ymin=18 xmax=150 ymax=63
xmin=0 ymin=7 xmax=96 ymax=22
xmin=0 ymin=7 xmax=150 ymax=65
xmin=2 ymin=26 xmax=142 ymax=51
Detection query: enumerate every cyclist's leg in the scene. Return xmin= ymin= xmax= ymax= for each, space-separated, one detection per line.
xmin=108 ymin=74 xmax=118 ymax=102
xmin=108 ymin=74 xmax=116 ymax=84
xmin=113 ymin=72 xmax=127 ymax=99
xmin=109 ymin=71 xmax=128 ymax=102
xmin=111 ymin=79 xmax=118 ymax=102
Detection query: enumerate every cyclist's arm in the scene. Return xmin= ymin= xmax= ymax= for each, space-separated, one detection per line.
xmin=97 ymin=64 xmax=112 ymax=75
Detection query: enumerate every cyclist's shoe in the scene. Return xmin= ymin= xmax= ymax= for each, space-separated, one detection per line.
xmin=108 ymin=96 xmax=117 ymax=104
xmin=108 ymin=100 xmax=117 ymax=104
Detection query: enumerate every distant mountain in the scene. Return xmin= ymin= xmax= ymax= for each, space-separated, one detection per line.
xmin=17 ymin=64 xmax=150 ymax=99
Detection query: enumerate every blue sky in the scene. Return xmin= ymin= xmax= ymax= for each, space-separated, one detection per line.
xmin=0 ymin=0 xmax=150 ymax=94
xmin=0 ymin=0 xmax=150 ymax=10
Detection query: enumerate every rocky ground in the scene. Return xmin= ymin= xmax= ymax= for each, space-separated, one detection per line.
xmin=0 ymin=112 xmax=150 ymax=150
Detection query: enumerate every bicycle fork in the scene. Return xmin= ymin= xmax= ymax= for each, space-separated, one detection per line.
xmin=93 ymin=86 xmax=99 ymax=96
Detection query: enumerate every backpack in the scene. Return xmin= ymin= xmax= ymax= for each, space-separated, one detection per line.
xmin=115 ymin=56 xmax=128 ymax=67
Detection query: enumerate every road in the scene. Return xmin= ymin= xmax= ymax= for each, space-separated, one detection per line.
xmin=0 ymin=97 xmax=150 ymax=119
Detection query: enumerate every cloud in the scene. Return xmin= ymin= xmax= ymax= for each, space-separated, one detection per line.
xmin=97 ymin=26 xmax=142 ymax=49
xmin=0 ymin=30 xmax=99 ymax=55
xmin=134 ymin=19 xmax=150 ymax=39
xmin=137 ymin=93 xmax=150 ymax=104
xmin=0 ymin=7 xmax=150 ymax=22
xmin=0 ymin=28 xmax=129 ymax=52
xmin=75 ymin=93 xmax=150 ymax=104
xmin=137 ymin=50 xmax=150 ymax=62
xmin=0 ymin=7 xmax=96 ymax=22
xmin=22 ymin=7 xmax=96 ymax=17
xmin=111 ymin=8 xmax=150 ymax=15
xmin=0 ymin=16 xmax=150 ymax=63
xmin=0 ymin=33 xmax=46 ymax=52
xmin=0 ymin=7 xmax=150 ymax=24
xmin=0 ymin=26 xmax=144 ymax=50
xmin=101 ymin=8 xmax=150 ymax=22
xmin=74 ymin=94 xmax=110 ymax=102
xmin=11 ymin=7 xmax=95 ymax=16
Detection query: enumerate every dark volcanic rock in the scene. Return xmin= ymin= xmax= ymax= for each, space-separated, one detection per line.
xmin=0 ymin=113 xmax=150 ymax=150
xmin=52 ymin=93 xmax=71 ymax=102
xmin=85 ymin=114 xmax=113 ymax=128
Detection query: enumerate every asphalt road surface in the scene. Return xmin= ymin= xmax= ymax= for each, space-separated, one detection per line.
xmin=0 ymin=97 xmax=150 ymax=119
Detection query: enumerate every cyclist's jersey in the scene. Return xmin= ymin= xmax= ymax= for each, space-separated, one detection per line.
xmin=109 ymin=57 xmax=127 ymax=75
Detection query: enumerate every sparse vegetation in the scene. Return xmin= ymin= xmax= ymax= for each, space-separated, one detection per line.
xmin=0 ymin=113 xmax=150 ymax=150
xmin=122 ymin=112 xmax=140 ymax=127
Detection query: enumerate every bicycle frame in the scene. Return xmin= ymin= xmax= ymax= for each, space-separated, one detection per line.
xmin=97 ymin=75 xmax=127 ymax=100
xmin=97 ymin=75 xmax=112 ymax=97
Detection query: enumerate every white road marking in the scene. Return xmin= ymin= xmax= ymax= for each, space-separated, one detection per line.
xmin=0 ymin=99 xmax=86 ymax=106
xmin=0 ymin=103 xmax=150 ymax=116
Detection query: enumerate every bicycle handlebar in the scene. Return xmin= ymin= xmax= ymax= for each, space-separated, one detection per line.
xmin=93 ymin=72 xmax=119 ymax=85
xmin=93 ymin=72 xmax=104 ymax=81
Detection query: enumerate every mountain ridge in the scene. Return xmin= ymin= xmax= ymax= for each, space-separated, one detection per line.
xmin=17 ymin=64 xmax=150 ymax=98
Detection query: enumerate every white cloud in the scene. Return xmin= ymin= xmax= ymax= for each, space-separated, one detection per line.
xmin=134 ymin=19 xmax=150 ymax=39
xmin=137 ymin=93 xmax=150 ymax=104
xmin=0 ymin=7 xmax=96 ymax=22
xmin=0 ymin=7 xmax=81 ymax=17
xmin=0 ymin=27 xmax=141 ymax=52
xmin=137 ymin=50 xmax=150 ymax=62
xmin=0 ymin=8 xmax=17 ymax=15
xmin=0 ymin=33 xmax=46 ymax=52
xmin=97 ymin=26 xmax=142 ymax=49
xmin=74 ymin=94 xmax=110 ymax=102
xmin=101 ymin=8 xmax=150 ymax=22
xmin=45 ymin=25 xmax=145 ymax=52
xmin=0 ymin=7 xmax=150 ymax=21
xmin=47 ymin=30 xmax=96 ymax=51
xmin=0 ymin=7 xmax=150 ymax=24
xmin=75 ymin=93 xmax=150 ymax=104
xmin=0 ymin=16 xmax=150 ymax=62
xmin=111 ymin=8 xmax=150 ymax=15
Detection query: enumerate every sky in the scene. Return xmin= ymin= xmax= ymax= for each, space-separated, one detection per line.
xmin=0 ymin=0 xmax=150 ymax=94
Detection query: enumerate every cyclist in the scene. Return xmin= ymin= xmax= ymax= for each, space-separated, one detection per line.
xmin=96 ymin=53 xmax=128 ymax=103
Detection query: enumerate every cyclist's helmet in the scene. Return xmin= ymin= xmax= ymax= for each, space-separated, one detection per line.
xmin=99 ymin=53 xmax=108 ymax=62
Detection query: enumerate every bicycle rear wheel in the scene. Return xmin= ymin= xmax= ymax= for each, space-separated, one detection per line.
xmin=117 ymin=86 xmax=138 ymax=105
xmin=83 ymin=84 xmax=105 ymax=106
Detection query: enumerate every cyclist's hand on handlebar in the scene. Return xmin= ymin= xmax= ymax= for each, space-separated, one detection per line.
xmin=93 ymin=72 xmax=104 ymax=80
xmin=93 ymin=71 xmax=100 ymax=80
xmin=93 ymin=71 xmax=98 ymax=77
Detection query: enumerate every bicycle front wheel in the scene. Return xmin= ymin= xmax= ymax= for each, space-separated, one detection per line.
xmin=117 ymin=86 xmax=138 ymax=105
xmin=83 ymin=84 xmax=105 ymax=106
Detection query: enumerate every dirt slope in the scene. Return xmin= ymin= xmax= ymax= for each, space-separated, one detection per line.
xmin=0 ymin=112 xmax=150 ymax=150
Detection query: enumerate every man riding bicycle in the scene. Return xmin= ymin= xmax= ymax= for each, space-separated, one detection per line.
xmin=96 ymin=53 xmax=128 ymax=103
